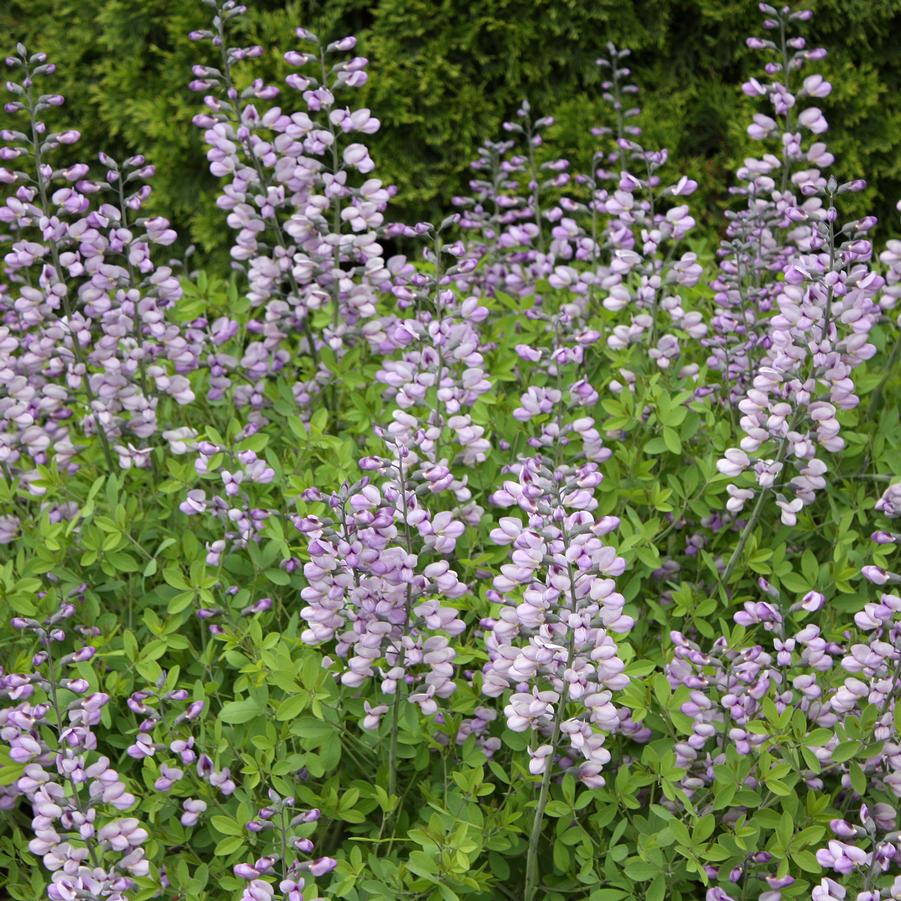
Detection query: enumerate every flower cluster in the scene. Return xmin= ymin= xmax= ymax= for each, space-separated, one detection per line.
xmin=179 ymin=436 xmax=276 ymax=558
xmin=452 ymin=100 xmax=562 ymax=301
xmin=714 ymin=5 xmax=887 ymax=526
xmin=372 ymin=224 xmax=492 ymax=467
xmin=705 ymin=5 xmax=836 ymax=398
xmin=483 ymin=456 xmax=636 ymax=786
xmin=190 ymin=0 xmax=393 ymax=416
xmin=0 ymin=602 xmax=150 ymax=900
xmin=234 ymin=790 xmax=334 ymax=901
xmin=0 ymin=47 xmax=194 ymax=491
xmin=296 ymin=438 xmax=470 ymax=725
xmin=666 ymin=500 xmax=901 ymax=898
xmin=715 ymin=182 xmax=884 ymax=526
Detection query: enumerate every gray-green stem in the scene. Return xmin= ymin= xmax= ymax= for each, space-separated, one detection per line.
xmin=719 ymin=479 xmax=770 ymax=588
xmin=523 ymin=691 xmax=566 ymax=901
xmin=524 ymin=510 xmax=579 ymax=901
xmin=384 ymin=451 xmax=415 ymax=834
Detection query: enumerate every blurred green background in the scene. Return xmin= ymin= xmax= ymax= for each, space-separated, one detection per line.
xmin=3 ymin=0 xmax=898 ymax=258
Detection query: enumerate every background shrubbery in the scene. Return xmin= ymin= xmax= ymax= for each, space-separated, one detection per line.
xmin=2 ymin=0 xmax=898 ymax=256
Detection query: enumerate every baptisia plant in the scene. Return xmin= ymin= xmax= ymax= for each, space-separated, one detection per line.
xmin=483 ymin=454 xmax=635 ymax=900
xmin=449 ymin=44 xmax=708 ymax=381
xmin=705 ymin=4 xmax=836 ymax=401
xmin=190 ymin=0 xmax=392 ymax=418
xmin=373 ymin=218 xmax=492 ymax=469
xmin=294 ymin=217 xmax=492 ymax=801
xmin=233 ymin=790 xmax=335 ymax=901
xmin=715 ymin=177 xmax=884 ymax=575
xmin=713 ymin=5 xmax=887 ymax=578
xmin=0 ymin=1 xmax=899 ymax=900
xmin=662 ymin=450 xmax=901 ymax=900
xmin=295 ymin=431 xmax=471 ymax=805
xmin=1 ymin=599 xmax=150 ymax=901
xmin=585 ymin=44 xmax=707 ymax=371
xmin=480 ymin=303 xmax=639 ymax=898
xmin=0 ymin=47 xmax=193 ymax=489
xmin=452 ymin=101 xmax=565 ymax=303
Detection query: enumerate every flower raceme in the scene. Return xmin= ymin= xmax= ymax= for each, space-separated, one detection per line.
xmin=713 ymin=5 xmax=889 ymax=528
xmin=483 ymin=456 xmax=637 ymax=787
xmin=706 ymin=5 xmax=839 ymax=398
xmin=715 ymin=188 xmax=884 ymax=526
xmin=1 ymin=601 xmax=151 ymax=901
xmin=190 ymin=0 xmax=394 ymax=417
xmin=0 ymin=48 xmax=196 ymax=489
xmin=295 ymin=442 xmax=469 ymax=726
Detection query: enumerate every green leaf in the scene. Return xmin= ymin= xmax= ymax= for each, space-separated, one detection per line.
xmin=162 ymin=566 xmax=190 ymax=590
xmin=167 ymin=590 xmax=195 ymax=615
xmin=791 ymin=850 xmax=822 ymax=873
xmin=406 ymin=850 xmax=437 ymax=878
xmin=652 ymin=673 xmax=671 ymax=707
xmin=764 ymin=780 xmax=793 ymax=797
xmin=264 ymin=568 xmax=291 ymax=586
xmin=210 ymin=816 xmax=243 ymax=836
xmin=0 ymin=763 xmax=25 ymax=786
xmin=647 ymin=875 xmax=666 ymax=901
xmin=552 ymin=838 xmax=570 ymax=871
xmin=694 ymin=814 xmax=715 ymax=843
xmin=831 ymin=741 xmax=861 ymax=763
xmin=849 ymin=761 xmax=867 ymax=794
xmin=662 ymin=427 xmax=682 ymax=454
xmin=107 ymin=551 xmax=140 ymax=572
xmin=214 ymin=836 xmax=244 ymax=856
xmin=219 ymin=698 xmax=265 ymax=724
xmin=670 ymin=819 xmax=691 ymax=846
xmin=501 ymin=729 xmax=529 ymax=751
xmin=780 ymin=572 xmax=811 ymax=593
xmin=310 ymin=407 xmax=329 ymax=433
xmin=288 ymin=717 xmax=336 ymax=746
xmin=276 ymin=694 xmax=307 ymax=721
xmin=801 ymin=549 xmax=819 ymax=584
xmin=624 ymin=860 xmax=660 ymax=881
xmin=805 ymin=728 xmax=833 ymax=747
xmin=776 ymin=811 xmax=793 ymax=848
xmin=544 ymin=800 xmax=570 ymax=818
xmin=643 ymin=437 xmax=668 ymax=455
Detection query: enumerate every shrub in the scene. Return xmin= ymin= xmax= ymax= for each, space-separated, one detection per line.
xmin=0 ymin=2 xmax=899 ymax=901
xmin=1 ymin=0 xmax=898 ymax=256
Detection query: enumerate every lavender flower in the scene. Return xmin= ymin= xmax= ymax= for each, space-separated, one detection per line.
xmin=298 ymin=441 xmax=468 ymax=723
xmin=483 ymin=455 xmax=633 ymax=787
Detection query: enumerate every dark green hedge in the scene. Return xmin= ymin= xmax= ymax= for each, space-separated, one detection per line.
xmin=3 ymin=0 xmax=899 ymax=258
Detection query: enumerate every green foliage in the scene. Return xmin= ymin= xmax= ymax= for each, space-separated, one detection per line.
xmin=2 ymin=0 xmax=898 ymax=261
xmin=0 ymin=260 xmax=899 ymax=898
xmin=0 ymin=3 xmax=900 ymax=898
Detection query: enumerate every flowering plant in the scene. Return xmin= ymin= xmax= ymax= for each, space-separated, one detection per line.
xmin=0 ymin=3 xmax=899 ymax=900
